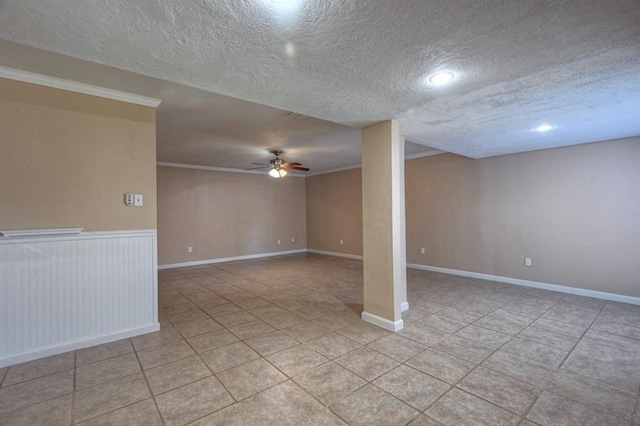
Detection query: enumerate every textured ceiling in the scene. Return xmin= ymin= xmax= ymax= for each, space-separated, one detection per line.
xmin=0 ymin=0 xmax=639 ymax=164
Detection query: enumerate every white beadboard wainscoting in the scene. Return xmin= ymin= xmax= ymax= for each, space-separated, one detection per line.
xmin=0 ymin=230 xmax=159 ymax=368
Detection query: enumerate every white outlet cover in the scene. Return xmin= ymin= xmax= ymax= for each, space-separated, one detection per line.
xmin=134 ymin=194 xmax=143 ymax=206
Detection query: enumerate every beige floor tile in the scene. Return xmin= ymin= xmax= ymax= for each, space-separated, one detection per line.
xmin=173 ymin=318 xmax=223 ymax=338
xmin=234 ymin=297 xmax=271 ymax=310
xmin=73 ymin=373 xmax=151 ymax=423
xmin=501 ymin=337 xmax=568 ymax=367
xmin=202 ymin=303 xmax=242 ymax=318
xmin=262 ymin=311 xmax=307 ymax=329
xmin=76 ymin=339 xmax=134 ymax=366
xmin=457 ymin=367 xmax=540 ymax=415
xmin=481 ymin=351 xmax=554 ymax=387
xmin=373 ymin=365 xmax=450 ymax=411
xmin=266 ymin=345 xmax=329 ymax=377
xmin=331 ymin=384 xmax=419 ymax=426
xmin=282 ymin=321 xmax=332 ymax=342
xmin=517 ymin=326 xmax=578 ymax=351
xmin=454 ymin=324 xmax=511 ymax=348
xmin=0 ymin=369 xmax=73 ymax=415
xmin=542 ymin=309 xmax=595 ymax=328
xmin=582 ymin=328 xmax=640 ymax=354
xmin=227 ymin=320 xmax=278 ymax=340
xmin=407 ymin=349 xmax=475 ymax=385
xmin=244 ymin=331 xmax=299 ymax=356
xmin=526 ymin=391 xmax=627 ymax=426
xmin=305 ymin=333 xmax=361 ymax=359
xmin=189 ymin=403 xmax=256 ymax=425
xmin=76 ymin=398 xmax=163 ymax=425
xmin=293 ymin=362 xmax=366 ymax=405
xmin=215 ymin=311 xmax=258 ymax=327
xmin=145 ymin=355 xmax=212 ymax=395
xmin=298 ymin=408 xmax=347 ymax=425
xmin=312 ymin=310 xmax=361 ymax=331
xmin=137 ymin=340 xmax=195 ymax=370
xmin=76 ymin=352 xmax=141 ymax=390
xmin=547 ymin=369 xmax=636 ymax=420
xmin=426 ymin=388 xmax=519 ymax=426
xmin=532 ymin=317 xmax=587 ymax=338
xmin=199 ymin=342 xmax=260 ymax=373
xmin=187 ymin=329 xmax=240 ymax=353
xmin=366 ymin=334 xmax=427 ymax=362
xmin=131 ymin=326 xmax=183 ymax=352
xmin=432 ymin=335 xmax=496 ymax=363
xmin=334 ymin=347 xmax=399 ymax=381
xmin=240 ymin=380 xmax=324 ymax=424
xmin=397 ymin=323 xmax=449 ymax=346
xmin=590 ymin=318 xmax=640 ymax=340
xmin=167 ymin=310 xmax=211 ymax=324
xmin=473 ymin=309 xmax=536 ymax=335
xmin=408 ymin=414 xmax=444 ymax=425
xmin=217 ymin=359 xmax=288 ymax=400
xmin=0 ymin=394 xmax=72 ymax=426
xmin=2 ymin=352 xmax=74 ymax=386
xmin=155 ymin=376 xmax=234 ymax=426
xmin=335 ymin=323 xmax=390 ymax=345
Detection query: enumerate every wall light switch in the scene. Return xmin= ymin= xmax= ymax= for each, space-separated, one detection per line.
xmin=277 ymin=240 xmax=281 ymax=245
xmin=291 ymin=238 xmax=296 ymax=243
xmin=134 ymin=194 xmax=143 ymax=206
xmin=188 ymin=246 xmax=193 ymax=253
xmin=340 ymin=240 xmax=344 ymax=245
xmin=420 ymin=248 xmax=426 ymax=255
xmin=525 ymin=257 xmax=532 ymax=267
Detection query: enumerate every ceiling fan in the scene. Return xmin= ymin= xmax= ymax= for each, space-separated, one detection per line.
xmin=246 ymin=150 xmax=310 ymax=178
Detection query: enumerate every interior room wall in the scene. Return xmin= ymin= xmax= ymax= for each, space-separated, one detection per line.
xmin=0 ymin=78 xmax=157 ymax=232
xmin=157 ymin=166 xmax=307 ymax=265
xmin=406 ymin=137 xmax=640 ymax=298
xmin=305 ymin=137 xmax=640 ymax=298
xmin=305 ymin=167 xmax=363 ymax=256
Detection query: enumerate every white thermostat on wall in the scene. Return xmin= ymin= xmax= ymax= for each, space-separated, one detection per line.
xmin=124 ymin=193 xmax=134 ymax=206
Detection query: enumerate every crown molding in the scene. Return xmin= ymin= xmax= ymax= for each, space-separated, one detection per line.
xmin=156 ymin=162 xmax=306 ymax=177
xmin=0 ymin=66 xmax=162 ymax=108
xmin=404 ymin=149 xmax=445 ymax=160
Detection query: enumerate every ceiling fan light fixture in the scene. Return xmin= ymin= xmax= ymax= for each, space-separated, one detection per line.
xmin=428 ymin=71 xmax=455 ymax=86
xmin=269 ymin=167 xmax=287 ymax=178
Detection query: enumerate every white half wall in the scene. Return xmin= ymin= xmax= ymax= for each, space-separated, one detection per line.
xmin=0 ymin=230 xmax=159 ymax=367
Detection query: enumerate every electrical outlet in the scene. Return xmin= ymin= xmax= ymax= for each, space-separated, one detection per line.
xmin=420 ymin=248 xmax=425 ymax=255
xmin=134 ymin=194 xmax=143 ymax=207
xmin=187 ymin=246 xmax=193 ymax=253
xmin=340 ymin=239 xmax=344 ymax=245
xmin=291 ymin=238 xmax=296 ymax=243
xmin=525 ymin=257 xmax=532 ymax=267
xmin=277 ymin=240 xmax=281 ymax=245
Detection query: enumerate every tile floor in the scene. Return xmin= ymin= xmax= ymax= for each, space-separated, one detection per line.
xmin=1 ymin=253 xmax=639 ymax=425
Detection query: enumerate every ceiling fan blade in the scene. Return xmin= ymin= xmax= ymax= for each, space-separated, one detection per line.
xmin=287 ymin=166 xmax=310 ymax=171
xmin=283 ymin=162 xmax=302 ymax=166
xmin=245 ymin=166 xmax=271 ymax=171
xmin=252 ymin=162 xmax=271 ymax=166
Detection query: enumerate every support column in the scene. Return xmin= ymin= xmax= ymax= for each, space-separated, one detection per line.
xmin=361 ymin=120 xmax=407 ymax=331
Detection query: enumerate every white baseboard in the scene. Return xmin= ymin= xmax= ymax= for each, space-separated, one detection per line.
xmin=0 ymin=323 xmax=160 ymax=369
xmin=407 ymin=263 xmax=640 ymax=306
xmin=401 ymin=302 xmax=410 ymax=312
xmin=158 ymin=249 xmax=307 ymax=270
xmin=362 ymin=311 xmax=404 ymax=332
xmin=306 ymin=249 xmax=363 ymax=260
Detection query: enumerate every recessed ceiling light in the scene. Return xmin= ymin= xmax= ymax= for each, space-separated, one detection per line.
xmin=535 ymin=124 xmax=553 ymax=132
xmin=428 ymin=72 xmax=455 ymax=86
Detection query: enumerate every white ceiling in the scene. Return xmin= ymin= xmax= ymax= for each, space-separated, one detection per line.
xmin=1 ymin=0 xmax=639 ymax=169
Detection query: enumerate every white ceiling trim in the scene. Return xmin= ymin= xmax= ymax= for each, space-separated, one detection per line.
xmin=0 ymin=66 xmax=162 ymax=108
xmin=156 ymin=162 xmax=306 ymax=178
xmin=306 ymin=150 xmax=445 ymax=177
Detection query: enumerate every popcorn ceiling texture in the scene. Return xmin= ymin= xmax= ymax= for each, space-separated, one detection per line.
xmin=0 ymin=0 xmax=639 ymax=161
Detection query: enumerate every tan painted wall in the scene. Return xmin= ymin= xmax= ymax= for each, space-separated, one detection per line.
xmin=157 ymin=166 xmax=306 ymax=265
xmin=305 ymin=168 xmax=363 ymax=255
xmin=0 ymin=78 xmax=157 ymax=232
xmin=406 ymin=138 xmax=640 ymax=297
xmin=306 ymin=137 xmax=640 ymax=298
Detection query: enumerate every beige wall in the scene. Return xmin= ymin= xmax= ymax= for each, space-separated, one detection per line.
xmin=306 ymin=137 xmax=640 ymax=298
xmin=305 ymin=168 xmax=363 ymax=256
xmin=407 ymin=138 xmax=640 ymax=297
xmin=157 ymin=166 xmax=306 ymax=265
xmin=0 ymin=78 xmax=157 ymax=232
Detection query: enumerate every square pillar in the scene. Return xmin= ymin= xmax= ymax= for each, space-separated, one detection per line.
xmin=361 ymin=120 xmax=407 ymax=331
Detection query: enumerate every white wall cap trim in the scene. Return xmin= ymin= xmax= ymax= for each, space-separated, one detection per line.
xmin=0 ymin=229 xmax=157 ymax=245
xmin=0 ymin=66 xmax=162 ymax=108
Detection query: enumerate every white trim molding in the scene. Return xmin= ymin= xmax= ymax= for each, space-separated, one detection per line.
xmin=157 ymin=162 xmax=306 ymax=177
xmin=404 ymin=149 xmax=445 ymax=160
xmin=362 ymin=311 xmax=404 ymax=332
xmin=306 ymin=249 xmax=363 ymax=260
xmin=407 ymin=263 xmax=640 ymax=306
xmin=159 ymin=249 xmax=307 ymax=269
xmin=401 ymin=302 xmax=410 ymax=312
xmin=0 ymin=66 xmax=162 ymax=107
